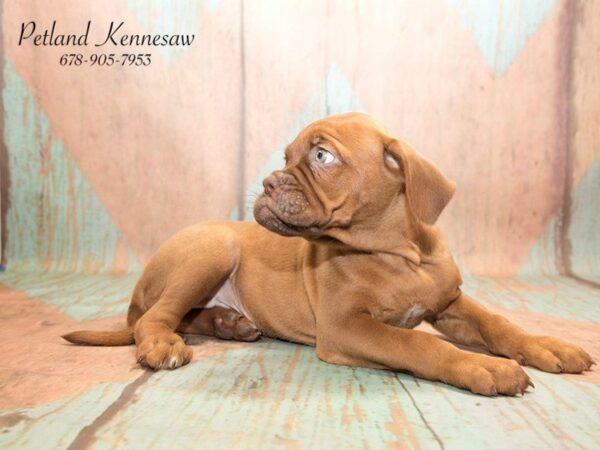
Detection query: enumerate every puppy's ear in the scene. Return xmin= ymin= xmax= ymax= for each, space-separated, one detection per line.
xmin=384 ymin=138 xmax=455 ymax=225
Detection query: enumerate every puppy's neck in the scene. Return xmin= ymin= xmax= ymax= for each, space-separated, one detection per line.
xmin=321 ymin=219 xmax=436 ymax=265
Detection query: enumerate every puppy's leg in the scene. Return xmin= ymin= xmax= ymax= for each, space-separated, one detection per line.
xmin=135 ymin=256 xmax=237 ymax=370
xmin=430 ymin=292 xmax=595 ymax=373
xmin=178 ymin=307 xmax=261 ymax=342
xmin=317 ymin=311 xmax=532 ymax=396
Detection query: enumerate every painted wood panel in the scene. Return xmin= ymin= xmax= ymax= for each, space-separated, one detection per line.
xmin=3 ymin=0 xmax=243 ymax=266
xmin=0 ymin=1 xmax=599 ymax=449
xmin=1 ymin=0 xmax=598 ymax=277
xmin=566 ymin=0 xmax=600 ymax=281
xmin=237 ymin=0 xmax=600 ymax=278
xmin=0 ymin=309 xmax=598 ymax=449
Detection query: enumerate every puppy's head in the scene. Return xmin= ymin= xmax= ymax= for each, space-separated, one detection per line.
xmin=254 ymin=113 xmax=455 ymax=250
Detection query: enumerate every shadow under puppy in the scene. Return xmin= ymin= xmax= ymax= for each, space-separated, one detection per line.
xmin=64 ymin=113 xmax=594 ymax=396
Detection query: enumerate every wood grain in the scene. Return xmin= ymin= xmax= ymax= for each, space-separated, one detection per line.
xmin=1 ymin=1 xmax=599 ymax=448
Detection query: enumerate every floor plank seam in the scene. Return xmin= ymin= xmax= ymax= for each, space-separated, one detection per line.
xmin=395 ymin=373 xmax=445 ymax=450
xmin=66 ymin=371 xmax=153 ymax=450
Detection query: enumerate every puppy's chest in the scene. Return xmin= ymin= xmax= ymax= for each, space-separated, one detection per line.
xmin=371 ymin=279 xmax=457 ymax=328
xmin=387 ymin=303 xmax=429 ymax=328
xmin=373 ymin=297 xmax=434 ymax=328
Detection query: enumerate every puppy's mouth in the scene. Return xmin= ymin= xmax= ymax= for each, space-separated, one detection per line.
xmin=253 ymin=196 xmax=321 ymax=237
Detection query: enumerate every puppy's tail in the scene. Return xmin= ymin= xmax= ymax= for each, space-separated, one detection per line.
xmin=61 ymin=327 xmax=134 ymax=346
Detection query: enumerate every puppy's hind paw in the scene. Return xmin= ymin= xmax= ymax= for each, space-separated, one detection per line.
xmin=214 ymin=311 xmax=261 ymax=342
xmin=233 ymin=318 xmax=262 ymax=342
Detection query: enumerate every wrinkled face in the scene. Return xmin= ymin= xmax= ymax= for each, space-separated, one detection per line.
xmin=253 ymin=113 xmax=403 ymax=239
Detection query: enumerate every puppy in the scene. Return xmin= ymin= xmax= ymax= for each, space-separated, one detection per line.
xmin=64 ymin=113 xmax=594 ymax=396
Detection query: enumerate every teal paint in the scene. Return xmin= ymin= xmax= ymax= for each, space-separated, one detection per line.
xmin=127 ymin=0 xmax=201 ymax=64
xmin=207 ymin=0 xmax=220 ymax=14
xmin=1 ymin=60 xmax=141 ymax=318
xmin=3 ymin=60 xmax=48 ymax=270
xmin=0 ymin=381 xmax=129 ymax=450
xmin=33 ymin=342 xmax=444 ymax=448
xmin=2 ymin=60 xmax=139 ymax=274
xmin=1 ymin=60 xmax=140 ymax=274
xmin=447 ymin=0 xmax=557 ymax=75
xmin=2 ymin=340 xmax=599 ymax=449
xmin=518 ymin=214 xmax=561 ymax=277
xmin=463 ymin=273 xmax=600 ymax=323
xmin=398 ymin=368 xmax=600 ymax=450
xmin=568 ymin=154 xmax=600 ymax=280
xmin=519 ymin=153 xmax=600 ymax=282
xmin=235 ymin=64 xmax=364 ymax=220
xmin=0 ymin=271 xmax=137 ymax=320
xmin=323 ymin=63 xmax=364 ymax=115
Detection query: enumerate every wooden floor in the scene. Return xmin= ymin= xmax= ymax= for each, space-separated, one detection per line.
xmin=0 ymin=272 xmax=598 ymax=450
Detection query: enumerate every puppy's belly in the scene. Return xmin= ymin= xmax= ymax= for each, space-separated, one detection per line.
xmin=202 ymin=280 xmax=255 ymax=324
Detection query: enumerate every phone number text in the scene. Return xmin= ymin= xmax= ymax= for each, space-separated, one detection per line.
xmin=59 ymin=53 xmax=152 ymax=66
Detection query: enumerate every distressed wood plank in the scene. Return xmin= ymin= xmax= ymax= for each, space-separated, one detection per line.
xmin=566 ymin=0 xmax=600 ymax=282
xmin=3 ymin=0 xmax=243 ymax=263
xmin=462 ymin=273 xmax=600 ymax=323
xmin=1 ymin=61 xmax=140 ymax=273
xmin=0 ymin=282 xmax=248 ymax=409
xmin=0 ymin=271 xmax=138 ymax=320
xmin=1 ymin=339 xmax=598 ymax=450
xmin=0 ymin=381 xmax=130 ymax=449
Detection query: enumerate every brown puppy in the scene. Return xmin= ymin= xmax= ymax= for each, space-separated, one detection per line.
xmin=64 ymin=113 xmax=594 ymax=396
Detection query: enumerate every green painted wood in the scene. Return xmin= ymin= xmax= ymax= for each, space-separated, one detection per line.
xmin=0 ymin=271 xmax=138 ymax=320
xmin=568 ymin=155 xmax=600 ymax=280
xmin=2 ymin=60 xmax=140 ymax=274
xmin=1 ymin=339 xmax=598 ymax=450
xmin=0 ymin=381 xmax=129 ymax=449
xmin=462 ymin=274 xmax=600 ymax=324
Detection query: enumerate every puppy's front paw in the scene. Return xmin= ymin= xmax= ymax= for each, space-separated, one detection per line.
xmin=445 ymin=354 xmax=532 ymax=396
xmin=511 ymin=336 xmax=595 ymax=374
xmin=136 ymin=333 xmax=193 ymax=370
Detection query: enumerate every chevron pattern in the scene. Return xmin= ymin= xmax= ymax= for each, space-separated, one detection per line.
xmin=447 ymin=0 xmax=558 ymax=74
xmin=1 ymin=1 xmax=599 ymax=448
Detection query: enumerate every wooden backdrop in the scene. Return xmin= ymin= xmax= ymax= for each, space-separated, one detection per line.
xmin=1 ymin=3 xmax=600 ymax=448
xmin=1 ymin=0 xmax=598 ymax=279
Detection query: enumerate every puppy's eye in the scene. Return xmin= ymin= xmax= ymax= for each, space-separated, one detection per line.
xmin=315 ymin=148 xmax=335 ymax=164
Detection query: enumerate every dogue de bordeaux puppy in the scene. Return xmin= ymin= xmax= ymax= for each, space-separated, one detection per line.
xmin=64 ymin=113 xmax=594 ymax=396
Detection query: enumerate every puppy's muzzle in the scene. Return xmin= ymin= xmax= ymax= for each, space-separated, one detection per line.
xmin=261 ymin=173 xmax=301 ymax=213
xmin=262 ymin=171 xmax=293 ymax=194
xmin=254 ymin=170 xmax=321 ymax=236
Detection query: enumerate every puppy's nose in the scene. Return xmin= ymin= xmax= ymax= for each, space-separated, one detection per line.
xmin=262 ymin=174 xmax=277 ymax=195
